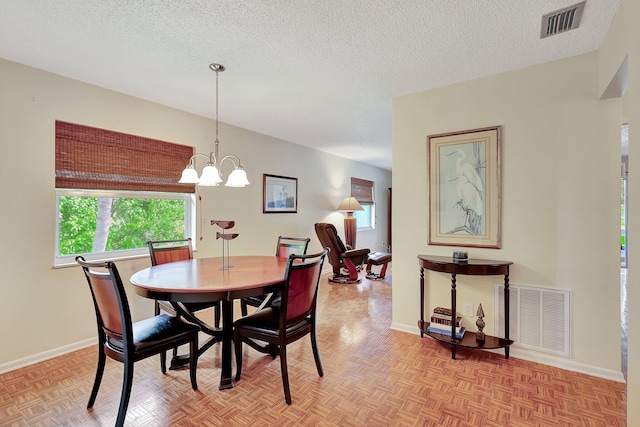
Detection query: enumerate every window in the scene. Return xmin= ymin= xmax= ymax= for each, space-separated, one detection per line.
xmin=54 ymin=121 xmax=195 ymax=265
xmin=351 ymin=177 xmax=375 ymax=230
xmin=55 ymin=189 xmax=195 ymax=265
xmin=354 ymin=204 xmax=374 ymax=229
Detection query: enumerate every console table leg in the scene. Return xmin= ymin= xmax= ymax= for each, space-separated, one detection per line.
xmin=504 ymin=270 xmax=511 ymax=360
xmin=450 ymin=273 xmax=457 ymax=359
xmin=420 ymin=267 xmax=425 ymax=338
xmin=504 ymin=271 xmax=510 ymax=344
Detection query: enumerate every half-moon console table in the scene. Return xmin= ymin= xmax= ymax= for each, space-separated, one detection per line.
xmin=418 ymin=255 xmax=514 ymax=359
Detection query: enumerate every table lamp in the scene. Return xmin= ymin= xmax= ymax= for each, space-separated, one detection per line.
xmin=337 ymin=197 xmax=364 ymax=248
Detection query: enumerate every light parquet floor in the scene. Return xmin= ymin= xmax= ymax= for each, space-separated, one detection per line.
xmin=0 ymin=268 xmax=627 ymax=426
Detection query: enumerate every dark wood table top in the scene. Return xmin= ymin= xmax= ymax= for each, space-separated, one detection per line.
xmin=418 ymin=255 xmax=512 ymax=275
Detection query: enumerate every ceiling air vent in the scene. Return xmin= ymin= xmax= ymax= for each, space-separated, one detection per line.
xmin=540 ymin=1 xmax=585 ymax=39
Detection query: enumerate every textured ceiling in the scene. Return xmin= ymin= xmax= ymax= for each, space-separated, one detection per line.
xmin=0 ymin=1 xmax=620 ymax=170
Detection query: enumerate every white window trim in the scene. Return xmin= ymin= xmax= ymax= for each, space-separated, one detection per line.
xmin=54 ymin=188 xmax=196 ymax=267
xmin=356 ymin=204 xmax=375 ymax=231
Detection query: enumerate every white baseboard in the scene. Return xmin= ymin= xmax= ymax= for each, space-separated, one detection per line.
xmin=0 ymin=338 xmax=96 ymax=375
xmin=496 ymin=347 xmax=626 ymax=383
xmin=390 ymin=322 xmax=417 ymax=335
xmin=390 ymin=324 xmax=626 ymax=384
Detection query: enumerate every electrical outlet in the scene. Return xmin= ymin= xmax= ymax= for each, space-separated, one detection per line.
xmin=463 ymin=303 xmax=474 ymax=317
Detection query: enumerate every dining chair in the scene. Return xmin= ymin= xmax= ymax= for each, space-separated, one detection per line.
xmin=76 ymin=256 xmax=199 ymax=427
xmin=233 ymin=248 xmax=328 ymax=404
xmin=240 ymin=236 xmax=311 ymax=316
xmin=147 ymin=238 xmax=221 ymax=327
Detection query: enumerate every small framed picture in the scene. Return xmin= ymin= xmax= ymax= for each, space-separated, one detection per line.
xmin=263 ymin=174 xmax=298 ymax=213
xmin=428 ymin=126 xmax=502 ymax=248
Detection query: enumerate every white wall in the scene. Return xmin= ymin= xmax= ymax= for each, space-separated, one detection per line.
xmin=0 ymin=59 xmax=391 ymax=369
xmin=392 ymin=53 xmax=622 ymax=379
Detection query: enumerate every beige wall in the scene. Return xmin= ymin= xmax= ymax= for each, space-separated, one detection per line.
xmin=392 ymin=53 xmax=622 ymax=379
xmin=599 ymin=0 xmax=639 ymax=423
xmin=0 ymin=59 xmax=391 ymax=369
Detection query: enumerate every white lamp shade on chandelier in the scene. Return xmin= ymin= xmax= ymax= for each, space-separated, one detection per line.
xmin=178 ymin=63 xmax=250 ymax=187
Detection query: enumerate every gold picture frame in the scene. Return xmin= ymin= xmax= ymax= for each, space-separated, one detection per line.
xmin=428 ymin=126 xmax=502 ymax=248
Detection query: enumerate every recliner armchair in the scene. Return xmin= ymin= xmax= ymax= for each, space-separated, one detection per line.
xmin=314 ymin=222 xmax=369 ymax=284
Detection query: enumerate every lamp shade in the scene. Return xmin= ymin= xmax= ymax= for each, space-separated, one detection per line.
xmin=225 ymin=167 xmax=250 ymax=187
xmin=198 ymin=164 xmax=223 ymax=186
xmin=178 ymin=166 xmax=200 ymax=184
xmin=336 ymin=197 xmax=364 ymax=212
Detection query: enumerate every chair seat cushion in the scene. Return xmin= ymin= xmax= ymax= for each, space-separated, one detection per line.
xmin=342 ymin=248 xmax=370 ymax=259
xmin=235 ymin=307 xmax=279 ymax=329
xmin=367 ymin=252 xmax=392 ymax=265
xmin=234 ymin=307 xmax=309 ymax=337
xmin=132 ymin=314 xmax=200 ymax=351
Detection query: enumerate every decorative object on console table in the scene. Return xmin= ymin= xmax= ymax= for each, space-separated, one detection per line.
xmin=336 ymin=196 xmax=364 ymax=249
xmin=426 ymin=324 xmax=466 ymax=339
xmin=475 ymin=303 xmax=486 ymax=342
xmin=433 ymin=306 xmax=453 ymax=316
xmin=453 ymin=251 xmax=468 ymax=261
xmin=430 ymin=313 xmax=462 ymax=328
xmin=212 ymin=220 xmax=237 ymax=270
xmin=427 ymin=307 xmax=464 ymax=338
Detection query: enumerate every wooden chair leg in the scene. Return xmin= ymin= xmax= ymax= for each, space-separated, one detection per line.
xmin=160 ymin=350 xmax=167 ymax=374
xmin=116 ymin=361 xmax=134 ymax=427
xmin=215 ymin=301 xmax=222 ymax=328
xmin=279 ymin=346 xmax=291 ymax=405
xmin=234 ymin=331 xmax=243 ymax=382
xmin=240 ymin=300 xmax=248 ymax=317
xmin=311 ymin=329 xmax=324 ymax=377
xmin=87 ymin=348 xmax=106 ymax=408
xmin=189 ymin=336 xmax=198 ymax=390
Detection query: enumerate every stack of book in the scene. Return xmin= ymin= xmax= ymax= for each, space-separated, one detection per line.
xmin=427 ymin=307 xmax=465 ymax=339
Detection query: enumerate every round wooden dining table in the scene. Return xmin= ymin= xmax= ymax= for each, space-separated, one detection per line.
xmin=130 ymin=256 xmax=288 ymax=390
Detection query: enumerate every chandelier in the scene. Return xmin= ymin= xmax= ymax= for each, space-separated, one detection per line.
xmin=179 ymin=63 xmax=250 ymax=187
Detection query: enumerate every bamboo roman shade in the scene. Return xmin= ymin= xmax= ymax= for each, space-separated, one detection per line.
xmin=351 ymin=177 xmax=374 ymax=205
xmin=55 ymin=121 xmax=195 ymax=193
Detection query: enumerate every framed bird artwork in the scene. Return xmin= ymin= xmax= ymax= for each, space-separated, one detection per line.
xmin=427 ymin=126 xmax=502 ymax=248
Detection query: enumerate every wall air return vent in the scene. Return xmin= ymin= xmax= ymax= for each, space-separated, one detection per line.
xmin=540 ymin=1 xmax=585 ymax=39
xmin=494 ymin=283 xmax=571 ymax=357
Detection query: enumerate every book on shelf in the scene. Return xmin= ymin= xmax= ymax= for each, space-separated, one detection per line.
xmin=426 ymin=325 xmax=466 ymax=339
xmin=428 ymin=322 xmax=463 ymax=333
xmin=433 ymin=306 xmax=453 ymax=316
xmin=430 ymin=314 xmax=462 ymax=327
